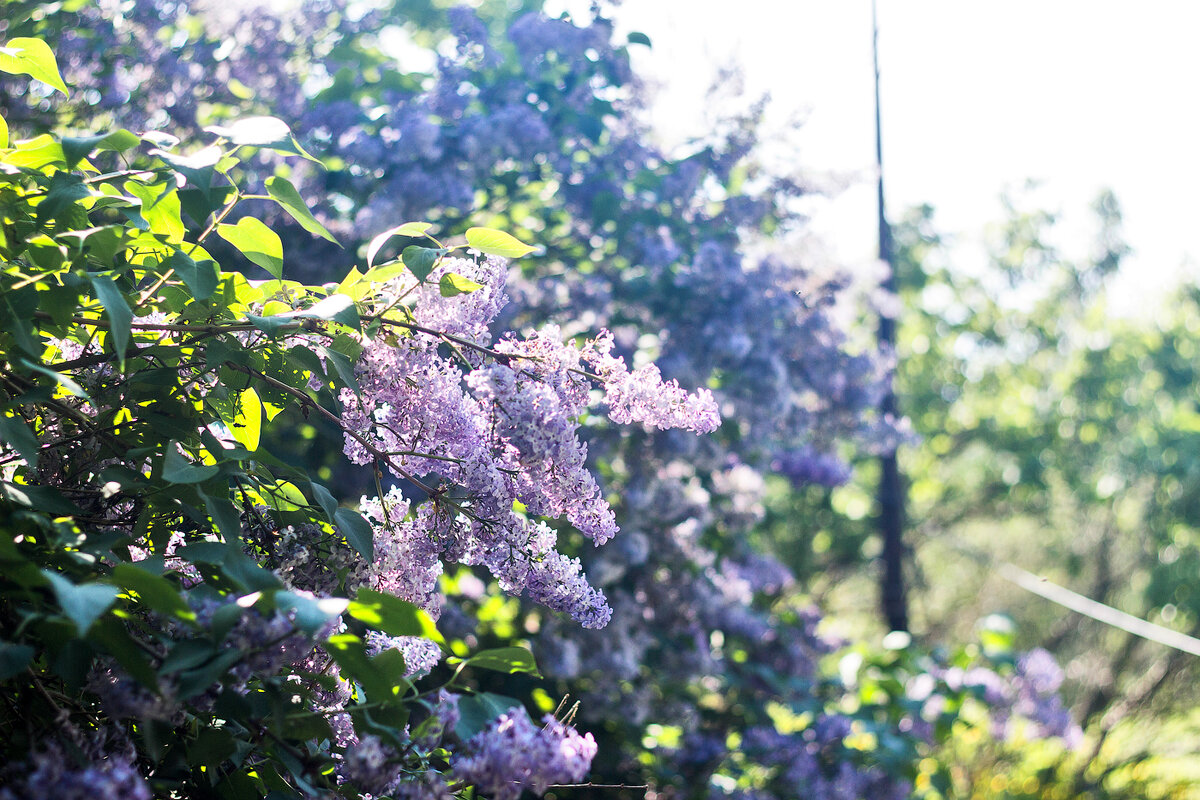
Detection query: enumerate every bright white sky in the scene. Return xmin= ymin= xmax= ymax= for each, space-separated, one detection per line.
xmin=613 ymin=0 xmax=1200 ymax=307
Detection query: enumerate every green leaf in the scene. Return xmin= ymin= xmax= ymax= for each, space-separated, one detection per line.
xmin=627 ymin=31 xmax=653 ymax=47
xmin=1 ymin=481 xmax=79 ymax=515
xmin=317 ymin=345 xmax=359 ymax=395
xmin=62 ymin=129 xmax=140 ymax=168
xmin=292 ymin=293 xmax=359 ymax=329
xmin=265 ymin=176 xmax=338 ymax=244
xmin=454 ymin=693 xmax=527 ymax=741
xmin=0 ymin=113 xmax=8 ymax=149
xmin=4 ymin=134 xmax=65 ymax=169
xmin=310 ymin=482 xmax=339 ymax=522
xmin=16 ymin=358 xmax=88 ymax=400
xmin=232 ymin=387 xmax=262 ymax=452
xmin=164 ymin=250 xmax=218 ymax=301
xmin=125 ymin=180 xmax=185 ymax=242
xmin=110 ymin=563 xmax=192 ymax=619
xmin=460 ymin=646 xmax=541 ymax=677
xmin=199 ymin=488 xmax=242 ymax=539
xmin=347 ymin=588 xmax=441 ymax=641
xmin=36 ymin=173 xmax=90 ymax=225
xmin=42 ymin=571 xmax=119 ymax=636
xmin=0 ymin=37 xmax=68 ymax=95
xmin=438 ymin=272 xmax=484 ymax=297
xmin=367 ymin=222 xmax=433 ymax=268
xmin=0 ymin=641 xmax=34 ymax=680
xmin=163 ymin=444 xmax=220 ymax=484
xmin=88 ymin=274 xmax=132 ymax=369
xmin=244 ymin=313 xmax=292 ymax=337
xmin=334 ymin=507 xmax=374 ymax=560
xmin=218 ymin=217 xmax=284 ymax=279
xmin=465 ymin=227 xmax=536 ymax=258
xmin=401 ymin=245 xmax=445 ymax=282
xmin=275 ymin=592 xmax=349 ymax=636
xmin=0 ymin=412 xmax=38 ymax=467
xmin=262 ymin=480 xmax=306 ymax=512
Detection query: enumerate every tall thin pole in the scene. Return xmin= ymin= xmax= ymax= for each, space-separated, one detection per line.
xmin=873 ymin=0 xmax=909 ymax=633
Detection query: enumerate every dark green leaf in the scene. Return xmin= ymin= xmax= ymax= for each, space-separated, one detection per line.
xmin=0 ymin=641 xmax=34 ymax=680
xmin=310 ymin=482 xmax=339 ymax=522
xmin=401 ymin=245 xmax=444 ymax=282
xmin=163 ymin=445 xmax=220 ymax=484
xmin=0 ymin=412 xmax=39 ymax=467
xmin=111 ymin=563 xmax=192 ymax=619
xmin=334 ymin=507 xmax=373 ymax=560
xmin=61 ymin=129 xmax=140 ymax=168
xmin=165 ymin=250 xmax=218 ymax=301
xmin=461 ymin=646 xmax=541 ymax=677
xmin=367 ymin=222 xmax=432 ymax=267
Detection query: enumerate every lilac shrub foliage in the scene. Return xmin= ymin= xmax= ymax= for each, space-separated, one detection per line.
xmin=1 ymin=2 xmax=1081 ymax=797
xmin=0 ymin=54 xmax=704 ymax=794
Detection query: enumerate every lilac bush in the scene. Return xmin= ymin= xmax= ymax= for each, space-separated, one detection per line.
xmin=0 ymin=4 xmax=1084 ymax=798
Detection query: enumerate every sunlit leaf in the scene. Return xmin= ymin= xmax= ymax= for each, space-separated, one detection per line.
xmin=465 ymin=227 xmax=536 ymax=258
xmin=218 ymin=217 xmax=284 ymax=278
xmin=0 ymin=37 xmax=68 ymax=95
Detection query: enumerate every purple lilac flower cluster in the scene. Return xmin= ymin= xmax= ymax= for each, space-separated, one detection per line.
xmin=452 ymin=710 xmax=598 ymax=800
xmin=932 ymin=649 xmax=1082 ymax=746
xmin=340 ymin=256 xmax=717 ymax=628
xmin=0 ymin=736 xmax=151 ymax=800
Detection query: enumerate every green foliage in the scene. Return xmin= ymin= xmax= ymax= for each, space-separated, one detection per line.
xmin=0 ymin=50 xmax=551 ymax=797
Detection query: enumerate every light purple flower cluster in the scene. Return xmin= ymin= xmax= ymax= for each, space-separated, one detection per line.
xmin=940 ymin=648 xmax=1082 ymax=746
xmin=452 ymin=711 xmax=598 ymax=800
xmin=341 ymin=257 xmax=717 ymax=628
xmin=364 ymin=631 xmax=444 ymax=677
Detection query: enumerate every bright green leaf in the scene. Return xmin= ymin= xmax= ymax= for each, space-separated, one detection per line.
xmin=347 ymin=588 xmax=441 ymax=641
xmin=465 ymin=227 xmax=536 ymax=258
xmin=233 ymin=387 xmax=262 ymax=451
xmin=265 ymin=176 xmax=339 ymax=244
xmin=0 ymin=38 xmax=69 ymax=95
xmin=439 ymin=272 xmax=484 ymax=297
xmin=217 ymin=217 xmax=284 ymax=279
